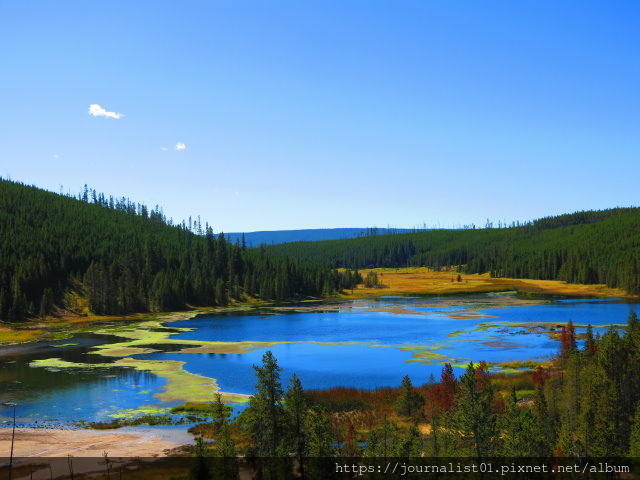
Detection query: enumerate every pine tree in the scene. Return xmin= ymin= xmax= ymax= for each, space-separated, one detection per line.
xmin=597 ymin=327 xmax=628 ymax=447
xmin=500 ymin=388 xmax=540 ymax=456
xmin=399 ymin=423 xmax=423 ymax=457
xmin=629 ymin=402 xmax=640 ymax=456
xmin=245 ymin=351 xmax=286 ymax=457
xmin=189 ymin=437 xmax=212 ymax=480
xmin=285 ymin=374 xmax=307 ymax=479
xmin=590 ymin=382 xmax=622 ymax=456
xmin=38 ymin=288 xmax=54 ymax=318
xmin=450 ymin=362 xmax=496 ymax=457
xmin=213 ymin=423 xmax=239 ymax=480
xmin=364 ymin=418 xmax=401 ymax=459
xmin=305 ymin=408 xmax=335 ymax=480
xmin=212 ymin=393 xmax=232 ymax=431
xmin=394 ymin=375 xmax=425 ymax=418
xmin=434 ymin=363 xmax=457 ymax=412
xmin=560 ymin=320 xmax=577 ymax=357
xmin=215 ymin=278 xmax=228 ymax=306
xmin=584 ymin=324 xmax=597 ymax=356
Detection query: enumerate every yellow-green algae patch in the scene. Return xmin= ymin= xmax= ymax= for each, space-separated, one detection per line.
xmin=177 ymin=340 xmax=287 ymax=354
xmin=115 ymin=358 xmax=216 ymax=403
xmin=29 ymin=357 xmax=249 ymax=404
xmin=405 ymin=349 xmax=449 ymax=365
xmin=362 ymin=344 xmax=454 ymax=365
xmin=447 ymin=330 xmax=469 ymax=338
xmin=52 ymin=342 xmax=79 ymax=347
xmin=31 ymin=358 xmax=100 ymax=369
xmin=89 ymin=318 xmax=291 ymax=357
xmin=487 ymin=360 xmax=541 ymax=374
xmin=443 ymin=319 xmax=626 ymax=341
xmin=89 ymin=315 xmax=367 ymax=356
xmin=398 ymin=344 xmax=446 ymax=352
xmin=105 ymin=406 xmax=172 ymax=419
xmin=446 ymin=313 xmax=496 ymax=320
xmin=96 ymin=346 xmax=160 ymax=356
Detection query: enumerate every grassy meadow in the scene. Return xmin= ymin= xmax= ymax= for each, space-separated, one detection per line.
xmin=341 ymin=267 xmax=631 ymax=299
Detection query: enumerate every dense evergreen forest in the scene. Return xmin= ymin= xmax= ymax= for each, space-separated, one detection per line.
xmin=183 ymin=314 xmax=640 ymax=480
xmin=267 ymin=208 xmax=640 ymax=294
xmin=0 ymin=179 xmax=357 ymax=322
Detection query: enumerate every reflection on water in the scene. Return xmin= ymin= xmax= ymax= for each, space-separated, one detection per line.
xmin=1 ymin=334 xmax=165 ymax=425
xmin=1 ymin=294 xmax=637 ymax=425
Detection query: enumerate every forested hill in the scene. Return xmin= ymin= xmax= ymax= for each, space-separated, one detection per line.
xmin=267 ymin=208 xmax=640 ymax=294
xmin=0 ymin=180 xmax=349 ymax=322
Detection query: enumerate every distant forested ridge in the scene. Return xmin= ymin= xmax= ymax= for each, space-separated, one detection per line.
xmin=0 ymin=180 xmax=352 ymax=322
xmin=267 ymin=208 xmax=640 ymax=294
xmin=224 ymin=227 xmax=426 ymax=247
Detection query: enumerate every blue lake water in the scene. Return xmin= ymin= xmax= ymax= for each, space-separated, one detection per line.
xmin=1 ymin=294 xmax=637 ymax=425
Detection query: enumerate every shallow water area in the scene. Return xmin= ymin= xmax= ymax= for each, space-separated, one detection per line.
xmin=1 ymin=293 xmax=637 ymax=426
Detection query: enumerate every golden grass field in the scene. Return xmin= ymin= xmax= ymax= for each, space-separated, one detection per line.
xmin=341 ymin=267 xmax=631 ymax=299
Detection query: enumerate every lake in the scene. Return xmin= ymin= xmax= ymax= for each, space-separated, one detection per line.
xmin=0 ymin=293 xmax=637 ymax=426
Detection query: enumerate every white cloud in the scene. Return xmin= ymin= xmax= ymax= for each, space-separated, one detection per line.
xmin=175 ymin=142 xmax=186 ymax=151
xmin=160 ymin=147 xmax=169 ymax=151
xmin=88 ymin=104 xmax=124 ymax=119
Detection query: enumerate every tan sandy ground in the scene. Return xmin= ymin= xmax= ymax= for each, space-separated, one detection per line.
xmin=0 ymin=427 xmax=191 ymax=479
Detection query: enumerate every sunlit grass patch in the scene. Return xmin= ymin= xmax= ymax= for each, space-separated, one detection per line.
xmin=170 ymin=401 xmax=233 ymax=416
xmin=490 ymin=371 xmax=535 ymax=392
xmin=0 ymin=328 xmax=45 ymax=343
xmin=341 ymin=267 xmax=630 ymax=299
xmin=497 ymin=360 xmax=539 ymax=369
xmin=170 ymin=402 xmax=217 ymax=414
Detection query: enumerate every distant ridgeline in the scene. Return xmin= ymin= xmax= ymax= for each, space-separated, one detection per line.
xmin=0 ymin=180 xmax=356 ymax=322
xmin=224 ymin=227 xmax=426 ymax=247
xmin=267 ymin=208 xmax=640 ymax=294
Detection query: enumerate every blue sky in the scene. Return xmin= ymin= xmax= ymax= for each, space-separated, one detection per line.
xmin=1 ymin=1 xmax=638 ymax=232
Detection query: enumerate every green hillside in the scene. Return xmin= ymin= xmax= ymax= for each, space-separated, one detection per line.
xmin=267 ymin=208 xmax=640 ymax=294
xmin=0 ymin=179 xmax=350 ymax=322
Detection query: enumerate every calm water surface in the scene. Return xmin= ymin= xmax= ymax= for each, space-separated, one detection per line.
xmin=1 ymin=295 xmax=637 ymax=425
